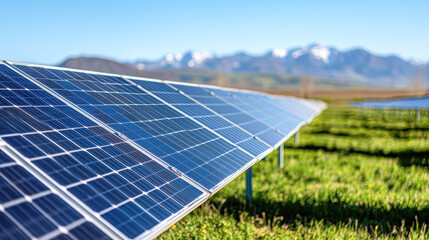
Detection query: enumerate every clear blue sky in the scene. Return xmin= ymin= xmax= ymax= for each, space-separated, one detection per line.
xmin=0 ymin=0 xmax=427 ymax=64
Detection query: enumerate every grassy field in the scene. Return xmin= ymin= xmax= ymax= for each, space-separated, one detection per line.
xmin=160 ymin=106 xmax=429 ymax=239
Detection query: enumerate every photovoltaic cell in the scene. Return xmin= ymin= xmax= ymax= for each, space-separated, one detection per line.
xmin=273 ymin=96 xmax=322 ymax=121
xmin=351 ymin=97 xmax=429 ymax=110
xmin=0 ymin=60 xmax=326 ymax=239
xmin=14 ymin=64 xmax=254 ymax=191
xmin=170 ymin=83 xmax=286 ymax=147
xmin=0 ymin=63 xmax=206 ymax=239
xmin=208 ymin=89 xmax=305 ymax=135
xmin=126 ymin=78 xmax=270 ymax=157
xmin=0 ymin=150 xmax=111 ymax=240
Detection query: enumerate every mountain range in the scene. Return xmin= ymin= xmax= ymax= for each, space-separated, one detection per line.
xmin=60 ymin=44 xmax=429 ymax=89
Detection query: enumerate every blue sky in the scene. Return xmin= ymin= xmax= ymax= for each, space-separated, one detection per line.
xmin=0 ymin=0 xmax=427 ymax=64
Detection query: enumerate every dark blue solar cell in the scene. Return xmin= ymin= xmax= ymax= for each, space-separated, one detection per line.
xmin=71 ymin=151 xmax=111 ymax=175
xmin=60 ymin=130 xmax=96 ymax=148
xmin=6 ymin=202 xmax=58 ymax=238
xmin=86 ymin=148 xmax=126 ymax=171
xmin=1 ymin=64 xmax=214 ymax=239
xmin=44 ymin=131 xmax=80 ymax=151
xmin=102 ymin=207 xmax=143 ymax=238
xmin=0 ymin=176 xmax=23 ymax=203
xmin=34 ymin=194 xmax=83 ymax=226
xmin=149 ymin=190 xmax=182 ymax=213
xmin=54 ymin=155 xmax=97 ymax=180
xmin=22 ymin=107 xmax=67 ymax=129
xmin=3 ymin=136 xmax=45 ymax=158
xmin=24 ymin=134 xmax=63 ymax=155
xmin=75 ymin=128 xmax=110 ymax=146
xmin=33 ymin=158 xmax=79 ymax=186
xmin=0 ymin=147 xmax=112 ymax=239
xmin=90 ymin=127 xmax=123 ymax=144
xmin=87 ymin=178 xmax=128 ymax=205
xmin=102 ymin=145 xmax=138 ymax=167
xmin=104 ymin=174 xmax=141 ymax=198
xmin=0 ymin=95 xmax=12 ymax=106
xmin=0 ymin=113 xmax=35 ymax=135
xmin=130 ymin=79 xmax=272 ymax=157
xmin=0 ymin=150 xmax=13 ymax=164
xmin=0 ymin=212 xmax=30 ymax=240
xmin=0 ymin=90 xmax=30 ymax=105
xmin=0 ymin=165 xmax=49 ymax=195
xmin=135 ymin=195 xmax=171 ymax=221
xmin=119 ymin=202 xmax=158 ymax=232
xmin=69 ymin=184 xmax=111 ymax=212
xmin=122 ymin=169 xmax=155 ymax=192
xmin=50 ymin=234 xmax=74 ymax=240
xmin=15 ymin=64 xmax=257 ymax=191
xmin=68 ymin=222 xmax=111 ymax=240
xmin=171 ymin=83 xmax=287 ymax=147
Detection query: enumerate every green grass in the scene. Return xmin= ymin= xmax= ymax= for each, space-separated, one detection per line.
xmin=160 ymin=106 xmax=429 ymax=239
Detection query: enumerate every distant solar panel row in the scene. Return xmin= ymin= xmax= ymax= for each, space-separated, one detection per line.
xmin=0 ymin=60 xmax=325 ymax=239
xmin=351 ymin=97 xmax=429 ymax=109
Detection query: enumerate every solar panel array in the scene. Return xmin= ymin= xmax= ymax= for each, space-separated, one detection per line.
xmin=0 ymin=60 xmax=326 ymax=239
xmin=351 ymin=96 xmax=429 ymax=109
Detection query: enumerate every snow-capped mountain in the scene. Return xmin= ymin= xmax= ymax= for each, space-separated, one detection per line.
xmin=132 ymin=44 xmax=422 ymax=87
xmin=286 ymin=44 xmax=339 ymax=64
xmin=135 ymin=51 xmax=214 ymax=70
xmin=269 ymin=48 xmax=288 ymax=58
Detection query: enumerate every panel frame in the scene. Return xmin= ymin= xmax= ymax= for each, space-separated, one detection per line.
xmin=123 ymin=78 xmax=274 ymax=156
xmin=2 ymin=59 xmax=326 ymax=239
xmin=164 ymin=82 xmax=273 ymax=154
xmin=4 ymin=60 xmax=209 ymax=191
xmin=0 ymin=140 xmax=122 ymax=240
xmin=120 ymin=76 xmax=265 ymax=194
xmin=199 ymin=84 xmax=326 ymax=149
xmin=1 ymin=61 xmax=211 ymax=240
xmin=162 ymin=81 xmax=300 ymax=150
xmin=161 ymin=81 xmax=287 ymax=147
xmin=7 ymin=60 xmax=260 ymax=194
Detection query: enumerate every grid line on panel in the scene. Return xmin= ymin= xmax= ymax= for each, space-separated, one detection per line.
xmin=0 ymin=148 xmax=112 ymax=240
xmin=208 ymin=89 xmax=317 ymax=142
xmin=0 ymin=62 xmax=207 ymax=239
xmin=168 ymin=83 xmax=286 ymax=147
xmin=204 ymin=88 xmax=293 ymax=134
xmin=12 ymin=62 xmax=254 ymax=192
xmin=275 ymin=96 xmax=322 ymax=120
xmin=228 ymin=91 xmax=303 ymax=132
xmin=5 ymin=62 xmax=208 ymax=191
xmin=126 ymin=78 xmax=272 ymax=158
xmin=123 ymin=77 xmax=263 ymax=158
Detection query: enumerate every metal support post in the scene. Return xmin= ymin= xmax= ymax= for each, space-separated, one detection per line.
xmin=245 ymin=167 xmax=252 ymax=202
xmin=278 ymin=143 xmax=284 ymax=169
xmin=294 ymin=132 xmax=299 ymax=147
xmin=417 ymin=110 xmax=421 ymax=122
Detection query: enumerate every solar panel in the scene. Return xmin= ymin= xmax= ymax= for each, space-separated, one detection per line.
xmin=0 ymin=62 xmax=208 ymax=239
xmin=168 ymin=83 xmax=286 ymax=147
xmin=0 ymin=149 xmax=111 ymax=240
xmin=11 ymin=63 xmax=255 ymax=192
xmin=125 ymin=78 xmax=271 ymax=158
xmin=206 ymin=88 xmax=304 ymax=138
xmin=273 ymin=96 xmax=324 ymax=120
xmin=0 ymin=60 xmax=326 ymax=239
xmin=351 ymin=97 xmax=429 ymax=110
